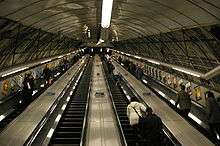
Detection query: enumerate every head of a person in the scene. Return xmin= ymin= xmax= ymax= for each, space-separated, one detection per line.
xmin=146 ymin=107 xmax=153 ymax=115
xmin=205 ymin=91 xmax=215 ymax=99
xmin=130 ymin=96 xmax=138 ymax=102
xmin=180 ymin=84 xmax=185 ymax=91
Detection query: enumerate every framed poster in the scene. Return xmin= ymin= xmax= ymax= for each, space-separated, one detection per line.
xmin=194 ymin=86 xmax=202 ymax=101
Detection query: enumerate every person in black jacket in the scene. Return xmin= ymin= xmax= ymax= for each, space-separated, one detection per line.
xmin=22 ymin=73 xmax=34 ymax=105
xmin=43 ymin=65 xmax=52 ymax=84
xmin=140 ymin=107 xmax=163 ymax=146
xmin=175 ymin=84 xmax=192 ymax=117
xmin=205 ymin=91 xmax=220 ymax=142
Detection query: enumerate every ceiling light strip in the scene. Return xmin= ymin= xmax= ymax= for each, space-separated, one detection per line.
xmin=101 ymin=0 xmax=114 ymax=28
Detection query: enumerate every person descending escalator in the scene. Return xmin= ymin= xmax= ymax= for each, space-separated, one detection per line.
xmin=136 ymin=65 xmax=144 ymax=80
xmin=43 ymin=65 xmax=52 ymax=85
xmin=175 ymin=84 xmax=192 ymax=118
xmin=127 ymin=97 xmax=146 ymax=145
xmin=107 ymin=59 xmax=115 ymax=76
xmin=113 ymin=66 xmax=120 ymax=85
xmin=205 ymin=91 xmax=220 ymax=143
xmin=140 ymin=107 xmax=163 ymax=146
xmin=22 ymin=73 xmax=34 ymax=106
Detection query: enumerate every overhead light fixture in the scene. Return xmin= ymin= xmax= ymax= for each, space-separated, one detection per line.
xmin=58 ymin=55 xmax=63 ymax=59
xmin=47 ymin=128 xmax=54 ymax=138
xmin=172 ymin=67 xmax=201 ymax=77
xmin=1 ymin=67 xmax=29 ymax=77
xmin=40 ymin=59 xmax=51 ymax=64
xmin=134 ymin=55 xmax=141 ymax=59
xmin=147 ymin=59 xmax=160 ymax=65
xmin=101 ymin=0 xmax=114 ymax=28
xmin=188 ymin=113 xmax=202 ymax=125
xmin=55 ymin=114 xmax=62 ymax=122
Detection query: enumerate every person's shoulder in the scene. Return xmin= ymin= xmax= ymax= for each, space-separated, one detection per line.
xmin=152 ymin=114 xmax=162 ymax=120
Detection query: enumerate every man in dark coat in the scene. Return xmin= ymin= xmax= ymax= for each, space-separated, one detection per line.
xmin=140 ymin=107 xmax=163 ymax=146
xmin=205 ymin=91 xmax=220 ymax=142
xmin=175 ymin=84 xmax=192 ymax=117
xmin=43 ymin=65 xmax=52 ymax=84
xmin=22 ymin=73 xmax=34 ymax=105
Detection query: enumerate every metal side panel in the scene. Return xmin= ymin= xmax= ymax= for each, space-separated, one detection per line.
xmin=86 ymin=55 xmax=122 ymax=146
xmin=0 ymin=58 xmax=86 ymax=146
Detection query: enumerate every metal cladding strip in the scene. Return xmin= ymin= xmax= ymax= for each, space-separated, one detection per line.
xmin=0 ymin=57 xmax=86 ymax=146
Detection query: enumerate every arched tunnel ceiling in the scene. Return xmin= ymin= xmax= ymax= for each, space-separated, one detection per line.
xmin=0 ymin=0 xmax=220 ymax=74
xmin=0 ymin=0 xmax=219 ymax=41
xmin=0 ymin=0 xmax=101 ymax=39
xmin=111 ymin=0 xmax=220 ymax=40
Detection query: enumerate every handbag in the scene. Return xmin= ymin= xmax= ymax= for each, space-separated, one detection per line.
xmin=132 ymin=106 xmax=143 ymax=124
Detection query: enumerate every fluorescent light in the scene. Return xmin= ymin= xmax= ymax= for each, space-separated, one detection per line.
xmin=188 ymin=113 xmax=202 ymax=125
xmin=55 ymin=114 xmax=62 ymax=122
xmin=32 ymin=90 xmax=38 ymax=96
xmin=158 ymin=91 xmax=166 ymax=98
xmin=169 ymin=99 xmax=176 ymax=105
xmin=172 ymin=67 xmax=201 ymax=77
xmin=101 ymin=0 xmax=114 ymax=28
xmin=134 ymin=55 xmax=141 ymax=59
xmin=217 ymin=133 xmax=220 ymax=140
xmin=61 ymin=104 xmax=67 ymax=110
xmin=1 ymin=67 xmax=29 ymax=77
xmin=0 ymin=115 xmax=5 ymax=122
xmin=126 ymin=53 xmax=131 ymax=56
xmin=142 ymin=79 xmax=148 ymax=84
xmin=70 ymin=91 xmax=73 ymax=96
xmin=147 ymin=59 xmax=160 ymax=65
xmin=47 ymin=128 xmax=54 ymax=138
xmin=58 ymin=55 xmax=63 ymax=59
xmin=40 ymin=59 xmax=51 ymax=64
xmin=66 ymin=96 xmax=70 ymax=102
xmin=126 ymin=95 xmax=131 ymax=101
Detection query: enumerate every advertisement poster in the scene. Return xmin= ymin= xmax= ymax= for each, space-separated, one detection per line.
xmin=194 ymin=86 xmax=202 ymax=101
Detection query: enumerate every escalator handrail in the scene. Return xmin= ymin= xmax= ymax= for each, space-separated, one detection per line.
xmin=24 ymin=59 xmax=86 ymax=146
xmin=115 ymin=61 xmax=182 ymax=146
xmin=80 ymin=58 xmax=93 ymax=146
xmin=101 ymin=60 xmax=128 ymax=146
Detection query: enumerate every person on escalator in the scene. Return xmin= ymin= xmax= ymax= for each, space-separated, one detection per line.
xmin=43 ymin=65 xmax=52 ymax=85
xmin=22 ymin=73 xmax=34 ymax=106
xmin=175 ymin=84 xmax=192 ymax=117
xmin=136 ymin=65 xmax=144 ymax=80
xmin=113 ymin=66 xmax=120 ymax=85
xmin=127 ymin=97 xmax=146 ymax=144
xmin=107 ymin=59 xmax=115 ymax=76
xmin=205 ymin=91 xmax=220 ymax=142
xmin=140 ymin=107 xmax=163 ymax=146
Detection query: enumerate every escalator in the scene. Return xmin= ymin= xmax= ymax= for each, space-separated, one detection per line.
xmin=49 ymin=58 xmax=93 ymax=146
xmin=102 ymin=59 xmax=137 ymax=146
xmin=0 ymin=59 xmax=81 ymax=133
xmin=102 ymin=58 xmax=177 ymax=146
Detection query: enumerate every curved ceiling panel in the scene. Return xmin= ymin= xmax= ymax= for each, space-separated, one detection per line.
xmin=111 ymin=0 xmax=220 ymax=40
xmin=0 ymin=0 xmax=100 ymax=40
xmin=0 ymin=0 xmax=220 ymax=74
